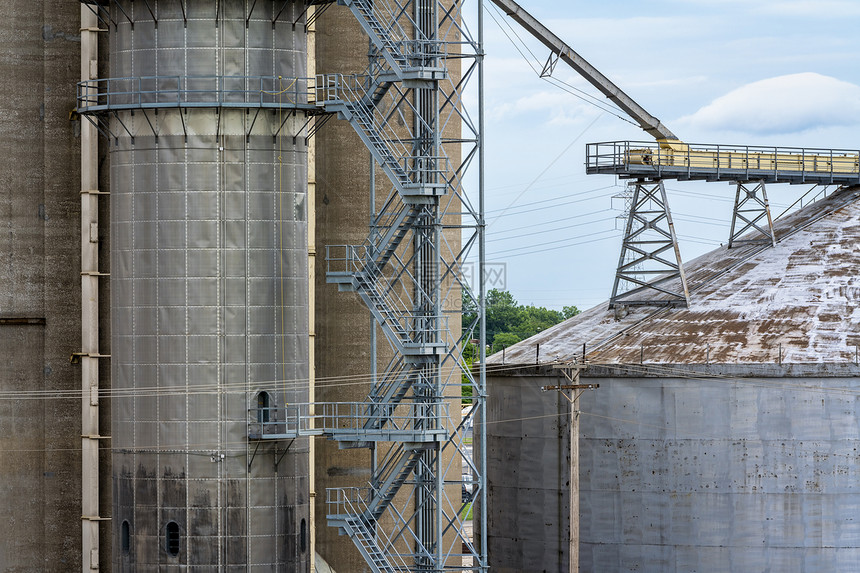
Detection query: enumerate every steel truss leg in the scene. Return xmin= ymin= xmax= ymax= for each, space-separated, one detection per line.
xmin=610 ymin=178 xmax=690 ymax=308
xmin=728 ymin=180 xmax=776 ymax=248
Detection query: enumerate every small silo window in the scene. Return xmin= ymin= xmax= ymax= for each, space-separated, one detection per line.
xmin=257 ymin=391 xmax=271 ymax=424
xmin=165 ymin=521 xmax=180 ymax=556
xmin=121 ymin=520 xmax=130 ymax=554
xmin=300 ymin=518 xmax=307 ymax=553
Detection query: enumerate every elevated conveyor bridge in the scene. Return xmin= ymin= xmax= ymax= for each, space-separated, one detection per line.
xmin=491 ymin=0 xmax=860 ymax=310
xmin=588 ymin=141 xmax=860 ymax=185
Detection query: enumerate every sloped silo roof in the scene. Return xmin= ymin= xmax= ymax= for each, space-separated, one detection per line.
xmin=488 ymin=184 xmax=860 ymax=366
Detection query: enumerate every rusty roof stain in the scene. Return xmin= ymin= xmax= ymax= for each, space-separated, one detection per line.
xmin=488 ymin=186 xmax=860 ymax=367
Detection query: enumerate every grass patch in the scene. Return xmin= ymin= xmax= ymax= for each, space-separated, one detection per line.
xmin=459 ymin=502 xmax=474 ymax=521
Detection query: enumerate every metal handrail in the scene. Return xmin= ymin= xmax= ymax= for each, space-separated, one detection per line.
xmin=325 ymin=244 xmax=450 ymax=342
xmin=316 ymin=73 xmax=412 ymax=168
xmin=327 ymin=245 xmax=452 ymax=343
xmin=250 ymin=401 xmax=448 ymax=437
xmin=326 ymin=487 xmax=412 ymax=572
xmin=586 ymin=140 xmax=860 ymax=178
xmin=323 ymin=400 xmax=447 ymax=433
xmin=358 ymin=0 xmax=446 ymax=66
xmin=76 ymin=75 xmax=317 ymax=112
xmin=248 ymin=403 xmax=316 ymax=437
xmin=315 ymin=73 xmax=450 ymax=183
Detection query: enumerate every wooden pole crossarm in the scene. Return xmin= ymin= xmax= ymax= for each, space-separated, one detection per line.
xmin=541 ymin=383 xmax=599 ymax=391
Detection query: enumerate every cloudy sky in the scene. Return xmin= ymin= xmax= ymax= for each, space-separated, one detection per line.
xmin=477 ymin=0 xmax=860 ymax=310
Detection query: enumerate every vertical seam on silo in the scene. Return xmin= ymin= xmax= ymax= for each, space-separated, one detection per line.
xmin=180 ymin=9 xmax=190 ymax=561
xmin=216 ymin=5 xmax=226 ymax=568
xmin=291 ymin=13 xmax=303 ymax=559
xmin=183 ymin=18 xmax=191 ymax=565
xmin=151 ymin=3 xmax=165 ymax=562
xmin=128 ymin=4 xmax=139 ymax=562
xmin=241 ymin=0 xmax=254 ymax=565
xmin=274 ymin=11 xmax=284 ymax=566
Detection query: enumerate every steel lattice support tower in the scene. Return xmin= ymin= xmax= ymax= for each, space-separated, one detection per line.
xmin=317 ymin=0 xmax=486 ymax=571
xmin=728 ymin=180 xmax=776 ymax=248
xmin=610 ymin=178 xmax=690 ymax=308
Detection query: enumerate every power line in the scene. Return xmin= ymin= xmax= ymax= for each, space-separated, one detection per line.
xmin=491 ymin=205 xmax=617 ymax=234
xmin=487 ymin=209 xmax=614 ymax=243
xmin=491 ymin=229 xmax=619 ymax=258
xmin=487 ymin=115 xmax=604 ymax=227
xmin=485 ymin=184 xmax=615 ymax=215
xmin=485 ymin=3 xmax=632 ymax=123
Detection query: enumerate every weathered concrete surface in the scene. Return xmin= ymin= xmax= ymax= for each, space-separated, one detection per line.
xmin=0 ymin=0 xmax=88 ymax=570
xmin=487 ymin=367 xmax=860 ymax=573
xmin=483 ymin=375 xmax=570 ymax=573
xmin=314 ymin=5 xmax=375 ymax=570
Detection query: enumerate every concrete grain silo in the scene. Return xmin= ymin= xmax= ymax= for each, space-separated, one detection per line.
xmin=311 ymin=6 xmax=377 ymax=570
xmin=2 ymin=0 xmax=471 ymax=569
xmin=485 ymin=187 xmax=860 ymax=572
xmin=0 ymin=1 xmax=97 ymax=570
xmin=76 ymin=1 xmax=312 ymax=569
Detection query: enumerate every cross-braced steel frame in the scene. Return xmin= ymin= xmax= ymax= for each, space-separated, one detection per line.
xmin=728 ymin=180 xmax=776 ymax=248
xmin=317 ymin=0 xmax=487 ymax=571
xmin=610 ymin=178 xmax=690 ymax=309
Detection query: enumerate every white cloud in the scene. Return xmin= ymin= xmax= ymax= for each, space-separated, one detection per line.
xmin=676 ymin=73 xmax=860 ymax=136
xmin=488 ymin=89 xmax=603 ymax=126
xmin=753 ymin=1 xmax=860 ymax=17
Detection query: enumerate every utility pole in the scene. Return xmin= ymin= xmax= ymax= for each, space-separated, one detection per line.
xmin=544 ymin=364 xmax=598 ymax=573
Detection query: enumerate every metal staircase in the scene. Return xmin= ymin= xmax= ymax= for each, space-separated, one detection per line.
xmin=366 ymin=357 xmax=413 ymax=417
xmin=337 ymin=0 xmax=446 ymax=80
xmin=327 ymin=248 xmax=446 ymax=357
xmin=339 ymin=0 xmax=411 ymax=74
xmin=327 ymin=489 xmax=413 ymax=573
xmin=316 ymin=73 xmax=446 ymax=203
xmin=307 ymin=0 xmax=486 ymax=570
xmin=368 ymin=203 xmax=419 ymax=269
xmin=366 ymin=444 xmax=430 ymax=520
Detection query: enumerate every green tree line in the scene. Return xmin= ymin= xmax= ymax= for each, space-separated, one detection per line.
xmin=460 ymin=289 xmax=579 ymax=403
xmin=463 ymin=288 xmax=579 ymax=352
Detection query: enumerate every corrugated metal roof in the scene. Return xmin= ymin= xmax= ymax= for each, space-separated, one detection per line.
xmin=488 ymin=185 xmax=860 ymax=366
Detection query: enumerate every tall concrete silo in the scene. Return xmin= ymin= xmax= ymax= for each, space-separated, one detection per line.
xmin=311 ymin=6 xmax=376 ymax=570
xmin=485 ymin=187 xmax=860 ymax=572
xmin=0 ymin=1 xmax=92 ymax=570
xmin=79 ymin=1 xmax=312 ymax=568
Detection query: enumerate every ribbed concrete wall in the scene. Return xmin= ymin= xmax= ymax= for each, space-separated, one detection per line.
xmin=108 ymin=1 xmax=310 ymax=570
xmin=0 ymin=0 xmax=89 ymax=570
xmin=313 ymin=6 xmax=374 ymax=570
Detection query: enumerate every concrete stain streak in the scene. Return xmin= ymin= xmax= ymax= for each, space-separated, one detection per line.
xmin=41 ymin=25 xmax=80 ymax=43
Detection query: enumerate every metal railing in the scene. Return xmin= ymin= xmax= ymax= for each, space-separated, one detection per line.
xmin=325 ymin=244 xmax=370 ymax=276
xmin=327 ymin=486 xmax=374 ymax=516
xmin=586 ymin=140 xmax=860 ymax=183
xmin=326 ymin=487 xmax=412 ymax=572
xmin=348 ymin=0 xmax=446 ymax=68
xmin=248 ymin=403 xmax=315 ymax=438
xmin=315 ymin=73 xmax=448 ymax=185
xmin=77 ymin=75 xmax=316 ymax=112
xmin=326 ymin=244 xmax=451 ymax=348
xmin=249 ymin=401 xmax=448 ymax=440
xmin=323 ymin=401 xmax=446 ymax=435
